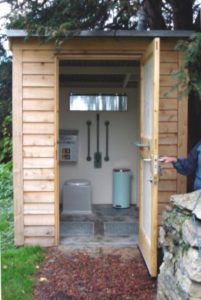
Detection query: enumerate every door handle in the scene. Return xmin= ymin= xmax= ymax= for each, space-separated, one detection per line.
xmin=143 ymin=158 xmax=152 ymax=162
xmin=134 ymin=142 xmax=150 ymax=149
xmin=144 ymin=155 xmax=159 ymax=184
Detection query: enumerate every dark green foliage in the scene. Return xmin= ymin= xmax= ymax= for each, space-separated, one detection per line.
xmin=174 ymin=33 xmax=201 ymax=99
xmin=0 ymin=55 xmax=12 ymax=122
xmin=6 ymin=0 xmax=139 ymax=46
xmin=0 ymin=114 xmax=12 ymax=163
xmin=0 ymin=161 xmax=13 ymax=250
xmin=0 ymin=34 xmax=8 ymax=57
xmin=182 ymin=33 xmax=201 ymax=98
xmin=0 ymin=50 xmax=12 ymax=163
xmin=5 ymin=0 xmax=200 ymax=37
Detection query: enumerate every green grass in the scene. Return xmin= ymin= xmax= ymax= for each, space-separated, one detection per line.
xmin=0 ymin=161 xmax=14 ymax=250
xmin=2 ymin=246 xmax=44 ymax=300
xmin=0 ymin=162 xmax=45 ymax=300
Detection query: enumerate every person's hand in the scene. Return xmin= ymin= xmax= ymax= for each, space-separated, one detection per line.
xmin=159 ymin=156 xmax=177 ymax=164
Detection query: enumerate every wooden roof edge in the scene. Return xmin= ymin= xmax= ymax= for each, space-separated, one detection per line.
xmin=6 ymin=29 xmax=194 ymax=39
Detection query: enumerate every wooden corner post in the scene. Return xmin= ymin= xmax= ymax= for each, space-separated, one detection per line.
xmin=177 ymin=51 xmax=188 ymax=194
xmin=13 ymin=47 xmax=24 ymax=245
xmin=54 ymin=56 xmax=59 ymax=245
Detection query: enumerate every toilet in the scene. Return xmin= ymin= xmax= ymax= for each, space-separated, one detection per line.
xmin=62 ymin=179 xmax=92 ymax=215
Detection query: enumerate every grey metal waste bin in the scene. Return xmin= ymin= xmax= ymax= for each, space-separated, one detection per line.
xmin=112 ymin=169 xmax=131 ymax=208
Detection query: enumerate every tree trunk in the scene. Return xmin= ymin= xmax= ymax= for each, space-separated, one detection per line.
xmin=170 ymin=0 xmax=193 ymax=29
xmin=143 ymin=0 xmax=167 ymax=29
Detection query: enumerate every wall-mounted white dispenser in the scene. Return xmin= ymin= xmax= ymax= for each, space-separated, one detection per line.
xmin=59 ymin=129 xmax=78 ymax=162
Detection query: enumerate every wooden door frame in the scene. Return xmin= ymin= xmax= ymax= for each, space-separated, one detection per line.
xmin=53 ymin=50 xmax=155 ymax=246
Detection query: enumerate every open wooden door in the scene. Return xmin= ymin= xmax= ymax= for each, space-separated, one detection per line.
xmin=138 ymin=38 xmax=160 ymax=277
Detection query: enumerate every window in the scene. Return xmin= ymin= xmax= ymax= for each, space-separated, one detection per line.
xmin=69 ymin=94 xmax=128 ymax=111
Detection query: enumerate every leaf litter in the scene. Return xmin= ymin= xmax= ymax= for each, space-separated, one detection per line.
xmin=33 ymin=247 xmax=156 ymax=300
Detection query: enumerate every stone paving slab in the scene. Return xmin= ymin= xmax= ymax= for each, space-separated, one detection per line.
xmin=60 ymin=221 xmax=94 ymax=236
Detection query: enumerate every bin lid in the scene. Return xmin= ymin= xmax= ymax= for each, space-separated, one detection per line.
xmin=113 ymin=168 xmax=131 ymax=172
xmin=64 ymin=179 xmax=90 ymax=186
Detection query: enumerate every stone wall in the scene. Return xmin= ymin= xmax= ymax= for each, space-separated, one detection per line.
xmin=157 ymin=190 xmax=201 ymax=300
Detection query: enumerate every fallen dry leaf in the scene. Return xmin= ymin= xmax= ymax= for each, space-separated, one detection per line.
xmin=39 ymin=277 xmax=48 ymax=283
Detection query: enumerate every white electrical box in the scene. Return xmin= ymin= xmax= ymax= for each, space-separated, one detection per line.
xmin=59 ymin=130 xmax=78 ymax=162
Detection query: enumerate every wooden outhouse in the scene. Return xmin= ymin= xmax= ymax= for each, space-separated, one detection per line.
xmin=8 ymin=30 xmax=192 ymax=276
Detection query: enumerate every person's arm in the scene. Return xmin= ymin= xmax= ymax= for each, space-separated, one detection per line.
xmin=160 ymin=144 xmax=199 ymax=176
xmin=159 ymin=157 xmax=177 ymax=164
xmin=173 ymin=155 xmax=197 ymax=176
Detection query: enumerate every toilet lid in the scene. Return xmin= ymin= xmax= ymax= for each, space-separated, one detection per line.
xmin=65 ymin=179 xmax=90 ymax=187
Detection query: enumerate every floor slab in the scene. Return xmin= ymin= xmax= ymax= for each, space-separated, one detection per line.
xmin=60 ymin=204 xmax=138 ymax=247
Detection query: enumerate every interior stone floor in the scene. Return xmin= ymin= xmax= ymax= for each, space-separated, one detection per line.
xmin=59 ymin=204 xmax=138 ymax=247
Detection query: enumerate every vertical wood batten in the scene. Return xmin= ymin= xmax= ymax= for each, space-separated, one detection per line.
xmin=13 ymin=47 xmax=24 ymax=245
xmin=177 ymin=52 xmax=188 ymax=193
xmin=152 ymin=38 xmax=160 ymax=276
xmin=54 ymin=56 xmax=59 ymax=245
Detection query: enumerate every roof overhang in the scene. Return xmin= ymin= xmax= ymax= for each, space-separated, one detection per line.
xmin=6 ymin=29 xmax=194 ymax=39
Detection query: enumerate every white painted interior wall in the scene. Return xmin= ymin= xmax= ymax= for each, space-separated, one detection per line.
xmin=59 ymin=87 xmax=140 ymax=205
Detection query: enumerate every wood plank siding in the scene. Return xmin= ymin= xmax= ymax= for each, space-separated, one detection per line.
xmin=11 ymin=37 xmax=187 ymax=245
xmin=12 ymin=41 xmax=56 ymax=245
xmin=158 ymin=40 xmax=187 ymax=223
